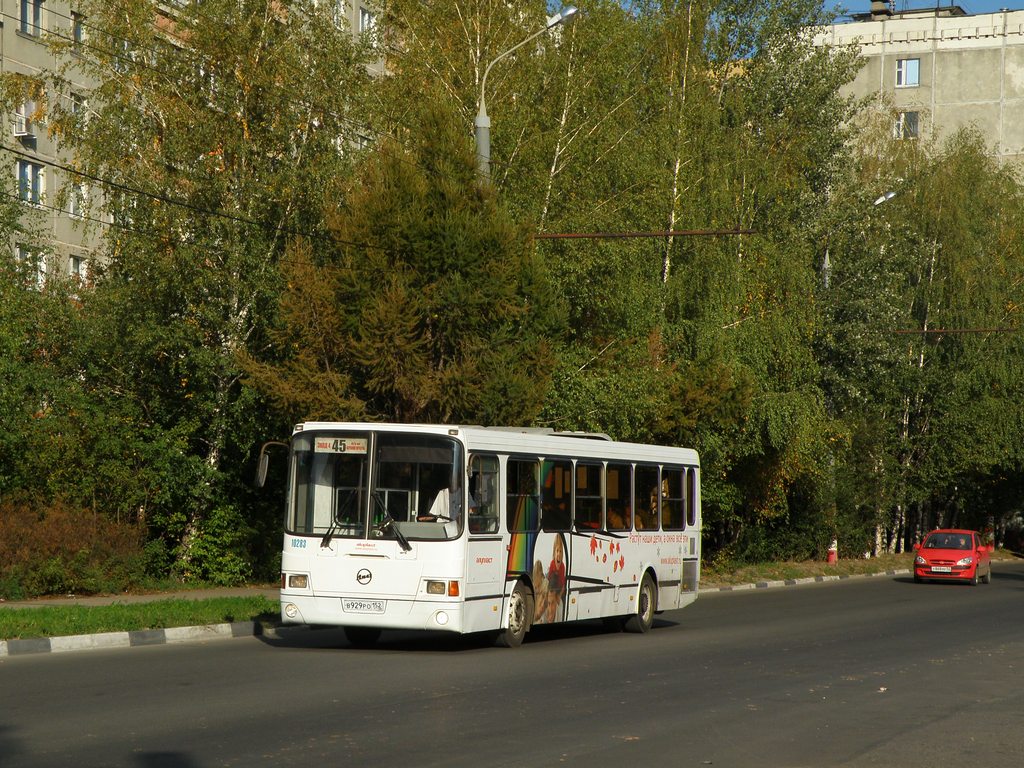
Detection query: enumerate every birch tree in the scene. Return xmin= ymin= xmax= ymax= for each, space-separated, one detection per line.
xmin=35 ymin=0 xmax=373 ymax=580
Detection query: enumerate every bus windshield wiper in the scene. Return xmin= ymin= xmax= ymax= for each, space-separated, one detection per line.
xmin=372 ymin=494 xmax=412 ymax=552
xmin=321 ymin=517 xmax=339 ymax=548
xmin=322 ymin=490 xmax=357 ymax=548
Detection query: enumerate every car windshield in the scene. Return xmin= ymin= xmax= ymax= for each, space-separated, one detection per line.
xmin=925 ymin=533 xmax=972 ymax=550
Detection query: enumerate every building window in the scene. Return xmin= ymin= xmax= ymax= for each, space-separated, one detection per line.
xmin=68 ymin=180 xmax=88 ymax=217
xmin=69 ymin=254 xmax=88 ymax=282
xmin=17 ymin=160 xmax=45 ymax=205
xmin=896 ymin=58 xmax=920 ymax=88
xmin=20 ymin=0 xmax=44 ymax=36
xmin=14 ymin=101 xmax=34 ymax=137
xmin=113 ymin=39 xmax=133 ymax=73
xmin=16 ymin=245 xmax=45 ymax=289
xmin=894 ymin=111 xmax=919 ymax=140
xmin=71 ymin=11 xmax=86 ymax=51
xmin=70 ymin=91 xmax=87 ymax=118
xmin=359 ymin=6 xmax=375 ymax=33
xmin=331 ymin=0 xmax=345 ymax=27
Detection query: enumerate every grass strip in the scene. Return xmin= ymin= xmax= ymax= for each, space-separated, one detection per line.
xmin=0 ymin=596 xmax=279 ymax=641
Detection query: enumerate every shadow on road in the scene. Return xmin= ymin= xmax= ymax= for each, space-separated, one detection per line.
xmin=136 ymin=753 xmax=203 ymax=768
xmin=259 ymin=615 xmax=681 ymax=653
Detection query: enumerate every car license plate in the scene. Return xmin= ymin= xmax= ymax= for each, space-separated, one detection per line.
xmin=342 ymin=598 xmax=386 ymax=614
xmin=931 ymin=566 xmax=952 ymax=573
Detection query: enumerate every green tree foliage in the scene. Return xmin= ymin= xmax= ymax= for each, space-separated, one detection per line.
xmin=244 ymin=104 xmax=565 ymax=425
xmin=14 ymin=0 xmax=375 ymax=582
xmin=5 ymin=0 xmax=1024 ymax=594
xmin=375 ymin=0 xmax=865 ymax=560
xmin=821 ymin=122 xmax=1024 ymax=553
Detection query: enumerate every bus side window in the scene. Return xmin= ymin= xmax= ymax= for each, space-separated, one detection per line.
xmin=542 ymin=459 xmax=572 ymax=532
xmin=606 ymin=462 xmax=631 ymax=532
xmin=507 ymin=459 xmax=540 ymax=532
xmin=469 ymin=454 xmax=499 ymax=534
xmin=634 ymin=464 xmax=660 ymax=531
xmin=661 ymin=468 xmax=685 ymax=530
xmin=574 ymin=462 xmax=603 ymax=530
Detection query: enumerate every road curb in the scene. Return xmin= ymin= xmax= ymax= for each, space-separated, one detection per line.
xmin=700 ymin=568 xmax=912 ymax=592
xmin=0 ymin=620 xmax=282 ymax=658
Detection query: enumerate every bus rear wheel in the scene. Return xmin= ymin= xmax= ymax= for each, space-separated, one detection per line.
xmin=344 ymin=626 xmax=382 ymax=648
xmin=495 ymin=582 xmax=533 ymax=648
xmin=624 ymin=574 xmax=656 ymax=634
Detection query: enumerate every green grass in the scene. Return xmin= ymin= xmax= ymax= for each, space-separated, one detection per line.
xmin=0 ymin=596 xmax=279 ymax=641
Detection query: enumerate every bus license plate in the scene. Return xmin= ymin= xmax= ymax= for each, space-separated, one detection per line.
xmin=931 ymin=566 xmax=952 ymax=573
xmin=343 ymin=598 xmax=386 ymax=614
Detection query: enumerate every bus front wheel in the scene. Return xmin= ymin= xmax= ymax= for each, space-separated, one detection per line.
xmin=495 ymin=582 xmax=533 ymax=648
xmin=624 ymin=574 xmax=656 ymax=634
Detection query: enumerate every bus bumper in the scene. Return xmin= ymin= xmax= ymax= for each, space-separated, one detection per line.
xmin=280 ymin=593 xmax=465 ymax=633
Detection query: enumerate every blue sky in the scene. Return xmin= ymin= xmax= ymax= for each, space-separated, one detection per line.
xmin=833 ymin=0 xmax=1024 ymax=19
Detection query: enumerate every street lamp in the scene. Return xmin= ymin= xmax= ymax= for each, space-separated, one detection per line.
xmin=474 ymin=6 xmax=579 ymax=180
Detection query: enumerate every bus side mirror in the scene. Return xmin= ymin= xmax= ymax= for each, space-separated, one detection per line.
xmin=255 ymin=440 xmax=289 ymax=488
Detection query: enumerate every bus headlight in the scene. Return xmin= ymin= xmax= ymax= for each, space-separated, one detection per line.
xmin=425 ymin=580 xmax=460 ymax=596
xmin=435 ymin=611 xmax=449 ymax=626
xmin=288 ymin=574 xmax=309 ymax=589
xmin=284 ymin=603 xmax=299 ymax=619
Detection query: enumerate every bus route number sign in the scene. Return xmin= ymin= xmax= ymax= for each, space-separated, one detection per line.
xmin=315 ymin=437 xmax=368 ymax=454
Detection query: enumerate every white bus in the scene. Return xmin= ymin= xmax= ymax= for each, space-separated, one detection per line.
xmin=262 ymin=422 xmax=701 ymax=647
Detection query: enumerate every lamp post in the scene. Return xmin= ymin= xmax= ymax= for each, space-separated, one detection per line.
xmin=474 ymin=6 xmax=579 ymax=180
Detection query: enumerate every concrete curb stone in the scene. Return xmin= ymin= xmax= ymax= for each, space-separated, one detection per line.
xmin=701 ymin=568 xmax=912 ymax=592
xmin=0 ymin=621 xmax=278 ymax=658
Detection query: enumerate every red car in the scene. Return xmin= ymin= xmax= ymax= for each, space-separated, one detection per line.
xmin=913 ymin=528 xmax=992 ymax=585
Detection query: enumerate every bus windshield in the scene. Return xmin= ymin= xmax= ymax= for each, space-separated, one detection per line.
xmin=289 ymin=430 xmax=465 ymax=543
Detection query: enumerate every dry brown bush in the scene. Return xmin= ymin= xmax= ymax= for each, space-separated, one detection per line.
xmin=0 ymin=497 xmax=147 ymax=599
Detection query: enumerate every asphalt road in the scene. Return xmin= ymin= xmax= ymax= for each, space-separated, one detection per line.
xmin=2 ymin=563 xmax=1023 ymax=768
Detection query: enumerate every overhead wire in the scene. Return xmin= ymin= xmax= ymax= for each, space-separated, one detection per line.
xmin=0 ymin=142 xmax=385 ymax=251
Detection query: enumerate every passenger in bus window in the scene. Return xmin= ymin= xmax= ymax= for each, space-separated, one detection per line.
xmin=607 ymin=507 xmax=626 ymax=530
xmin=636 ymin=487 xmax=659 ymax=530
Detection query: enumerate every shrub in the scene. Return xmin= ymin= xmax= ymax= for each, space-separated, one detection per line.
xmin=0 ymin=497 xmax=147 ymax=599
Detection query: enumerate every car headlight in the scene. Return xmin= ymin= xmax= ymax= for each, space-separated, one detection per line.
xmin=956 ymin=556 xmax=974 ymax=567
xmin=915 ymin=555 xmax=927 ymax=565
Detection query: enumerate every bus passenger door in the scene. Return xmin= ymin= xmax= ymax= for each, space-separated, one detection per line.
xmin=463 ymin=454 xmax=505 ymax=633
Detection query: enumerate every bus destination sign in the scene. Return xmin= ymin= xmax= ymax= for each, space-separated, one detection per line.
xmin=314 ymin=437 xmax=368 ymax=454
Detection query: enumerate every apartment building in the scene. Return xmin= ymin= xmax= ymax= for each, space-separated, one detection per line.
xmin=814 ymin=2 xmax=1024 ymax=163
xmin=3 ymin=0 xmax=93 ymax=284
xmin=2 ymin=1 xmax=380 ymax=283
